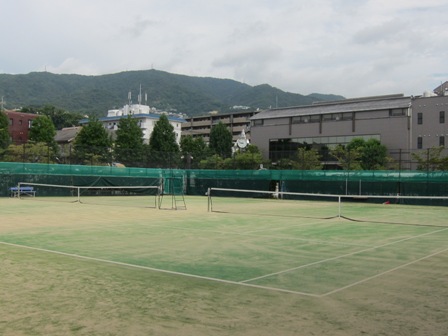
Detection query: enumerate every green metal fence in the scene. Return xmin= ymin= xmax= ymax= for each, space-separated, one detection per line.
xmin=1 ymin=162 xmax=448 ymax=198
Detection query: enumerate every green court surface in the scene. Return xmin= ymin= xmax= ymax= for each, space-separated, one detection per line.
xmin=1 ymin=195 xmax=447 ymax=335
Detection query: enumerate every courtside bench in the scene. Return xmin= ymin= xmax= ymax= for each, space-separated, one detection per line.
xmin=9 ymin=186 xmax=36 ymax=197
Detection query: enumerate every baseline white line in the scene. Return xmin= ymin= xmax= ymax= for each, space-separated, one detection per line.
xmin=241 ymin=227 xmax=448 ymax=283
xmin=0 ymin=241 xmax=320 ymax=298
xmin=321 ymin=246 xmax=448 ymax=296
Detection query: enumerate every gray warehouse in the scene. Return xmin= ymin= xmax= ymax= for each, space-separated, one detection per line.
xmin=250 ymin=92 xmax=448 ymax=169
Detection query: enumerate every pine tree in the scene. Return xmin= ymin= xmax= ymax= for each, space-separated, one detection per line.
xmin=149 ymin=114 xmax=179 ymax=153
xmin=114 ymin=115 xmax=144 ymax=167
xmin=74 ymin=117 xmax=112 ymax=165
xmin=148 ymin=114 xmax=180 ymax=168
xmin=209 ymin=122 xmax=233 ymax=158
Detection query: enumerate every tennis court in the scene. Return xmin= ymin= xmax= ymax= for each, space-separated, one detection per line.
xmin=1 ymin=194 xmax=447 ymax=335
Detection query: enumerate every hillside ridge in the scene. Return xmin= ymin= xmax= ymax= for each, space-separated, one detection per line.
xmin=0 ymin=69 xmax=345 ymax=117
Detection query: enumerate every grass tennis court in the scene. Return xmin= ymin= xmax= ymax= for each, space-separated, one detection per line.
xmin=1 ymin=195 xmax=448 ymax=335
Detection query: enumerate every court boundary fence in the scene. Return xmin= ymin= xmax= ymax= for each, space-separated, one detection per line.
xmin=1 ymin=162 xmax=448 ymax=199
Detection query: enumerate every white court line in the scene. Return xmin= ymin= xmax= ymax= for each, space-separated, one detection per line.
xmin=321 ymin=246 xmax=448 ymax=297
xmin=241 ymin=227 xmax=448 ymax=283
xmin=0 ymin=241 xmax=320 ymax=298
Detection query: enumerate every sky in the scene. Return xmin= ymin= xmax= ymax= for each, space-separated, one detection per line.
xmin=1 ymin=0 xmax=447 ymax=98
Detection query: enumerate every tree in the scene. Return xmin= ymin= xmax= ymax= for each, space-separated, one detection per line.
xmin=297 ymin=147 xmax=322 ymax=170
xmin=330 ymin=144 xmax=362 ymax=170
xmin=114 ymin=115 xmax=144 ymax=167
xmin=29 ymin=115 xmax=57 ymax=151
xmin=22 ymin=105 xmax=84 ymax=130
xmin=224 ymin=144 xmax=265 ymax=170
xmin=209 ymin=122 xmax=233 ymax=158
xmin=411 ymin=146 xmax=448 ymax=171
xmin=199 ymin=154 xmax=225 ymax=169
xmin=347 ymin=138 xmax=389 ymax=170
xmin=3 ymin=143 xmax=58 ymax=163
xmin=148 ymin=114 xmax=180 ymax=168
xmin=180 ymin=135 xmax=209 ymax=168
xmin=0 ymin=110 xmax=10 ymax=153
xmin=73 ymin=117 xmax=112 ymax=165
xmin=149 ymin=114 xmax=179 ymax=153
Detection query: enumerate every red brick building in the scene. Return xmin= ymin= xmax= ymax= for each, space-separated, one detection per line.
xmin=4 ymin=110 xmax=39 ymax=144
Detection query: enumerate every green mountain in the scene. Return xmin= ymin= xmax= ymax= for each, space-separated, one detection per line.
xmin=0 ymin=70 xmax=344 ymax=117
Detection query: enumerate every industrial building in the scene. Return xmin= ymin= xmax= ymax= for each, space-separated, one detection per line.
xmin=250 ymin=89 xmax=448 ymax=169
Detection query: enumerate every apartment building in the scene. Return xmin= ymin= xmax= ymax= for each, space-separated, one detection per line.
xmin=181 ymin=110 xmax=259 ymax=143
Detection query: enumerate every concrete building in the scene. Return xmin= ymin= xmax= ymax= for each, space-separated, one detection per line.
xmin=412 ymin=93 xmax=448 ymax=150
xmin=80 ymin=103 xmax=186 ymax=145
xmin=250 ymin=92 xmax=448 ymax=169
xmin=4 ymin=110 xmax=39 ymax=144
xmin=181 ymin=110 xmax=259 ymax=143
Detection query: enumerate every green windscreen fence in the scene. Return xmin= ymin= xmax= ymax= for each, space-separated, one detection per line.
xmin=1 ymin=162 xmax=448 ymax=198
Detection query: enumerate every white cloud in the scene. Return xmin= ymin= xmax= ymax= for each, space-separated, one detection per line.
xmin=1 ymin=0 xmax=447 ymax=97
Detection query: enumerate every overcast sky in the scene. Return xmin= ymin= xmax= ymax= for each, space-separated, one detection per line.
xmin=1 ymin=0 xmax=447 ymax=98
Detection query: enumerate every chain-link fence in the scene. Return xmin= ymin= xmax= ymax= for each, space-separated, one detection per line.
xmin=1 ymin=143 xmax=448 ymax=171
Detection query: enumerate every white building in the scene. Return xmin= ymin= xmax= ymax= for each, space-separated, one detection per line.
xmin=101 ymin=103 xmax=185 ymax=144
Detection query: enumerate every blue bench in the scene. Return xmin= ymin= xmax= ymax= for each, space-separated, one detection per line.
xmin=9 ymin=186 xmax=36 ymax=197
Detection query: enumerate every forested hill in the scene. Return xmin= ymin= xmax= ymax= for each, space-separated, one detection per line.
xmin=0 ymin=70 xmax=344 ymax=117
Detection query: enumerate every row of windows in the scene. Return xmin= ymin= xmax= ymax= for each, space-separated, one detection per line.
xmin=9 ymin=118 xmax=33 ymax=128
xmin=417 ymin=111 xmax=445 ymax=124
xmin=417 ymin=136 xmax=445 ymax=149
xmin=253 ymin=109 xmax=409 ymax=127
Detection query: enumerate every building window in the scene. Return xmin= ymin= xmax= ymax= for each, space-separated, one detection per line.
xmin=389 ymin=108 xmax=406 ymax=116
xmin=440 ymin=136 xmax=445 ymax=147
xmin=28 ymin=120 xmax=33 ymax=129
xmin=440 ymin=111 xmax=445 ymax=123
xmin=417 ymin=136 xmax=423 ymax=149
xmin=19 ymin=119 xmax=23 ymax=125
xmin=342 ymin=113 xmax=353 ymax=120
xmin=291 ymin=115 xmax=320 ymax=124
xmin=253 ymin=119 xmax=263 ymax=126
xmin=9 ymin=118 xmax=13 ymax=126
xmin=417 ymin=113 xmax=423 ymax=125
xmin=332 ymin=113 xmax=342 ymax=121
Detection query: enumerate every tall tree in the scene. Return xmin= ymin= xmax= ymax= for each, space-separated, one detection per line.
xmin=29 ymin=115 xmax=57 ymax=151
xmin=209 ymin=122 xmax=233 ymax=158
xmin=148 ymin=114 xmax=179 ymax=168
xmin=149 ymin=114 xmax=179 ymax=153
xmin=114 ymin=115 xmax=144 ymax=167
xmin=0 ymin=110 xmax=10 ymax=152
xmin=73 ymin=117 xmax=112 ymax=165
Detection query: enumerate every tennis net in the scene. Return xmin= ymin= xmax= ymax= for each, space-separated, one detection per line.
xmin=207 ymin=187 xmax=448 ymax=227
xmin=17 ymin=182 xmax=161 ymax=208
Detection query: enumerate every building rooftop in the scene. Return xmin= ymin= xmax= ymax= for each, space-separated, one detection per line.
xmin=55 ymin=127 xmax=82 ymax=143
xmin=80 ymin=113 xmax=186 ymax=124
xmin=251 ymin=95 xmax=412 ymax=120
